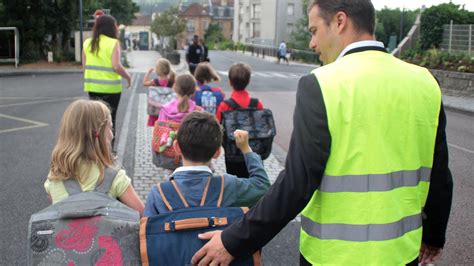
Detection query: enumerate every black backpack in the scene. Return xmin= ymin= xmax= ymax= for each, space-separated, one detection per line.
xmin=221 ymin=98 xmax=276 ymax=162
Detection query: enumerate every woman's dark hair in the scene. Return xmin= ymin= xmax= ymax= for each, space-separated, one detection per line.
xmin=308 ymin=0 xmax=375 ymax=34
xmin=91 ymin=15 xmax=118 ymax=54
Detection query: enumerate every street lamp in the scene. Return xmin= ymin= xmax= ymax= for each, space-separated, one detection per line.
xmin=79 ymin=0 xmax=83 ymax=64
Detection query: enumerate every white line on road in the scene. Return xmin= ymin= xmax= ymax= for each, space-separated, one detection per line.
xmin=268 ymin=72 xmax=288 ymax=78
xmin=217 ymin=70 xmax=228 ymax=76
xmin=116 ymin=73 xmax=138 ymax=165
xmin=0 ymin=113 xmax=48 ymax=134
xmin=0 ymin=97 xmax=83 ymax=108
xmin=254 ymin=72 xmax=272 ymax=77
xmin=448 ymin=143 xmax=474 ymax=155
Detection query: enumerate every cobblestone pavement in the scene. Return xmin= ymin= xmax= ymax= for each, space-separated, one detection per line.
xmin=132 ymin=94 xmax=284 ymax=201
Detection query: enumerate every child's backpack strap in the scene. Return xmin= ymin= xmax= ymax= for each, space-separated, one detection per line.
xmin=63 ymin=178 xmax=83 ymax=196
xmin=249 ymin=98 xmax=259 ymax=109
xmin=224 ymin=98 xmax=241 ymax=110
xmin=63 ymin=167 xmax=118 ymax=196
xmin=95 ymin=168 xmax=119 ymax=194
xmin=203 ymin=175 xmax=225 ymax=207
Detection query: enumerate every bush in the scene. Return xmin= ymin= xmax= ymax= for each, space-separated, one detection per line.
xmin=402 ymin=48 xmax=473 ymax=73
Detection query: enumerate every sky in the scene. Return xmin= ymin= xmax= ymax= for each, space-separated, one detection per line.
xmin=372 ymin=0 xmax=474 ymax=11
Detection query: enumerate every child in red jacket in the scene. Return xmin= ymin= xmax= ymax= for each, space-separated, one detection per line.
xmin=217 ymin=62 xmax=264 ymax=178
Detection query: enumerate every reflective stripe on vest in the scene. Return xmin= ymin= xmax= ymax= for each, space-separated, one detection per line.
xmin=299 ymin=50 xmax=441 ymax=265
xmin=320 ymin=167 xmax=431 ymax=192
xmin=83 ymin=35 xmax=122 ymax=93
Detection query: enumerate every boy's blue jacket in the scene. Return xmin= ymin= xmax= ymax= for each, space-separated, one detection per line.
xmin=144 ymin=152 xmax=271 ymax=216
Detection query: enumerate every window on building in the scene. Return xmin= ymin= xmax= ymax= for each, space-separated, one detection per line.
xmin=223 ymin=0 xmax=228 ymax=5
xmin=287 ymin=3 xmax=295 ymax=16
xmin=252 ymin=4 xmax=261 ymax=19
xmin=204 ymin=20 xmax=209 ymax=30
xmin=187 ymin=20 xmax=195 ymax=32
xmin=287 ymin=23 xmax=294 ymax=35
xmin=218 ymin=7 xmax=224 ymax=17
xmin=252 ymin=22 xmax=260 ymax=37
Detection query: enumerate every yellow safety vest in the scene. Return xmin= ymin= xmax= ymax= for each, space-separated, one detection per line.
xmin=300 ymin=50 xmax=441 ymax=265
xmin=83 ymin=35 xmax=122 ymax=93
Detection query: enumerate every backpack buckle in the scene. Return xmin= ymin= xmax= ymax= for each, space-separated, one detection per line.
xmin=209 ymin=217 xmax=216 ymax=227
xmin=169 ymin=221 xmax=176 ymax=231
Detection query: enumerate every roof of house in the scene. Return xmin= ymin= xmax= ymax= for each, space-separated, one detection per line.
xmin=180 ymin=3 xmax=211 ymax=17
xmin=131 ymin=14 xmax=152 ymax=26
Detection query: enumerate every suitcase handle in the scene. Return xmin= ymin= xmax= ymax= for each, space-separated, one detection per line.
xmin=164 ymin=217 xmax=228 ymax=232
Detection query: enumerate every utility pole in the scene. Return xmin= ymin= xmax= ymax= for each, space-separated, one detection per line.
xmin=399 ymin=6 xmax=404 ymax=44
xmin=79 ymin=0 xmax=83 ymax=63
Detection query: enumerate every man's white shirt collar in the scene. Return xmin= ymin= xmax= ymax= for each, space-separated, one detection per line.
xmin=337 ymin=40 xmax=385 ymax=61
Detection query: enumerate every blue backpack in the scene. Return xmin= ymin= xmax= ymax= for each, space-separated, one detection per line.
xmin=139 ymin=175 xmax=260 ymax=265
xmin=195 ymin=85 xmax=224 ymax=115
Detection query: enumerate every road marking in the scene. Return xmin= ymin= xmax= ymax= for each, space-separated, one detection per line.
xmin=268 ymin=72 xmax=288 ymax=78
xmin=448 ymin=143 xmax=474 ymax=155
xmin=0 ymin=97 xmax=82 ymax=108
xmin=0 ymin=113 xmax=48 ymax=134
xmin=217 ymin=70 xmax=228 ymax=76
xmin=116 ymin=73 xmax=138 ymax=165
xmin=254 ymin=72 xmax=272 ymax=77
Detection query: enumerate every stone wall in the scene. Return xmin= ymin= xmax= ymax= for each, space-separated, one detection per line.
xmin=430 ymin=69 xmax=474 ymax=97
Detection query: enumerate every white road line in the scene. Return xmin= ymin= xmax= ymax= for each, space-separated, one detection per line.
xmin=267 ymin=72 xmax=288 ymax=78
xmin=0 ymin=97 xmax=83 ymax=108
xmin=288 ymin=74 xmax=301 ymax=78
xmin=116 ymin=73 xmax=138 ymax=165
xmin=448 ymin=143 xmax=474 ymax=155
xmin=217 ymin=70 xmax=228 ymax=76
xmin=254 ymin=72 xmax=272 ymax=78
xmin=0 ymin=113 xmax=48 ymax=134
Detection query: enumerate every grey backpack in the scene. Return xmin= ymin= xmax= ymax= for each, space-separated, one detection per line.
xmin=28 ymin=168 xmax=141 ymax=265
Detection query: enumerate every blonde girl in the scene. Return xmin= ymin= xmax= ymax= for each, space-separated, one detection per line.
xmin=45 ymin=99 xmax=144 ymax=216
xmin=143 ymin=58 xmax=176 ymax=87
xmin=143 ymin=58 xmax=176 ymax=126
xmin=157 ymin=74 xmax=202 ymax=123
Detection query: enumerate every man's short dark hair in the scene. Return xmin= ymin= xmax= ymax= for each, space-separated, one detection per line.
xmin=228 ymin=63 xmax=251 ymax=91
xmin=308 ymin=0 xmax=375 ymax=34
xmin=177 ymin=112 xmax=222 ymax=163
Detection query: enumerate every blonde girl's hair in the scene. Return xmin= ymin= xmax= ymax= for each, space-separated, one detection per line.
xmin=194 ymin=62 xmax=220 ymax=84
xmin=155 ymin=58 xmax=176 ymax=86
xmin=174 ymin=74 xmax=197 ymax=113
xmin=49 ymin=99 xmax=114 ymax=182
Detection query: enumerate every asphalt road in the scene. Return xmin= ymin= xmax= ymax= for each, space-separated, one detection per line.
xmin=0 ymin=50 xmax=472 ymax=264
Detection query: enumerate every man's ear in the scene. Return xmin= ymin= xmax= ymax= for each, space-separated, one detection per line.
xmin=212 ymin=148 xmax=221 ymax=159
xmin=334 ymin=11 xmax=348 ymax=32
xmin=173 ymin=140 xmax=182 ymax=156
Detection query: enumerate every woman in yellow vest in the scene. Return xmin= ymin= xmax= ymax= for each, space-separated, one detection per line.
xmin=82 ymin=15 xmax=131 ymax=145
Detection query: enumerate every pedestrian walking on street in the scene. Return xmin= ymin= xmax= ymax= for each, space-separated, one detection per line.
xmin=82 ymin=15 xmax=132 ymax=147
xmin=192 ymin=0 xmax=453 ymax=265
xmin=277 ymin=40 xmax=289 ymax=65
xmin=186 ymin=35 xmax=203 ymax=74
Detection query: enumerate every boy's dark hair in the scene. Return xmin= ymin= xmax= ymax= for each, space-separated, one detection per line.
xmin=308 ymin=0 xmax=375 ymax=34
xmin=177 ymin=111 xmax=222 ymax=163
xmin=228 ymin=62 xmax=251 ymax=91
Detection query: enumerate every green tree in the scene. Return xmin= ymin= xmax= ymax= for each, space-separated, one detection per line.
xmin=420 ymin=3 xmax=474 ymax=50
xmin=288 ymin=0 xmax=311 ymax=50
xmin=375 ymin=7 xmax=417 ymax=47
xmin=150 ymin=6 xmax=186 ymax=50
xmin=204 ymin=23 xmax=226 ymax=44
xmin=0 ymin=0 xmax=138 ymax=61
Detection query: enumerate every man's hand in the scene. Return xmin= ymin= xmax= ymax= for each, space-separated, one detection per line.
xmin=419 ymin=242 xmax=442 ymax=264
xmin=234 ymin=130 xmax=252 ymax=154
xmin=191 ymin=231 xmax=234 ymax=266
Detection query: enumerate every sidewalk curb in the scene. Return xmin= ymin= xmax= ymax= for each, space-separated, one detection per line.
xmin=443 ymin=103 xmax=474 ymax=114
xmin=0 ymin=69 xmax=82 ymax=77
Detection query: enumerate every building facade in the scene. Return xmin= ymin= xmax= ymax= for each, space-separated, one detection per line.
xmin=233 ymin=0 xmax=304 ymax=46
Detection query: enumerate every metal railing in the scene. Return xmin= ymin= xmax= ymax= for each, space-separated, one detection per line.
xmin=441 ymin=22 xmax=473 ymax=55
xmin=232 ymin=43 xmax=320 ymax=64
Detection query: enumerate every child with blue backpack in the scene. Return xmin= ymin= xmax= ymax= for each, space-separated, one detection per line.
xmin=144 ymin=111 xmax=270 ymax=216
xmin=194 ymin=62 xmax=225 ymax=116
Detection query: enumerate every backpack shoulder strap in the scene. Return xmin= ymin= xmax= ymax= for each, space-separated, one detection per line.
xmin=63 ymin=177 xmax=83 ymax=196
xmin=204 ymin=175 xmax=225 ymax=207
xmin=249 ymin=98 xmax=259 ymax=109
xmin=224 ymin=98 xmax=241 ymax=110
xmin=199 ymin=176 xmax=213 ymax=207
xmin=157 ymin=179 xmax=190 ymax=210
xmin=157 ymin=182 xmax=173 ymax=211
xmin=94 ymin=168 xmax=118 ymax=194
